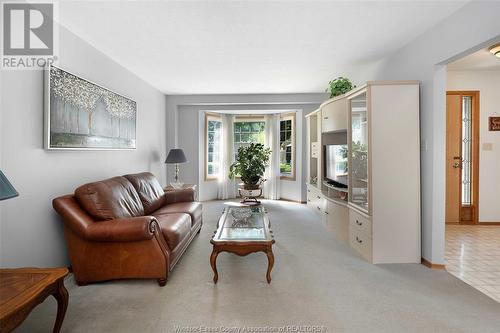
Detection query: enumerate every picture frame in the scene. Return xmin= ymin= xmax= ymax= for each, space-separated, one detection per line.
xmin=44 ymin=65 xmax=137 ymax=150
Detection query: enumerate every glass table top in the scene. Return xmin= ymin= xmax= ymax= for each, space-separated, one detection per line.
xmin=214 ymin=206 xmax=272 ymax=242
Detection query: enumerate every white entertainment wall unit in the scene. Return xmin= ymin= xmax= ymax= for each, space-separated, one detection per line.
xmin=306 ymin=81 xmax=421 ymax=264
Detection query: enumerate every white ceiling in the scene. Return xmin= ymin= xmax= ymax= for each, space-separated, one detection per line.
xmin=448 ymin=48 xmax=500 ymax=71
xmin=59 ymin=1 xmax=468 ymax=94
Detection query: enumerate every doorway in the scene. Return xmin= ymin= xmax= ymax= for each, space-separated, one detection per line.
xmin=445 ymin=91 xmax=479 ymax=224
xmin=444 ymin=45 xmax=500 ymax=304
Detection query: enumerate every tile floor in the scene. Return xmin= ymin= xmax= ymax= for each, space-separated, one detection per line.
xmin=446 ymin=224 xmax=500 ymax=303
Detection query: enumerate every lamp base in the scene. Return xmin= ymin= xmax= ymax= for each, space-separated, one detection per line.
xmin=170 ymin=182 xmax=184 ymax=189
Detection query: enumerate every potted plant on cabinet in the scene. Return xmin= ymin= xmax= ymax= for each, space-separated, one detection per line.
xmin=326 ymin=77 xmax=356 ymax=98
xmin=229 ymin=143 xmax=272 ymax=190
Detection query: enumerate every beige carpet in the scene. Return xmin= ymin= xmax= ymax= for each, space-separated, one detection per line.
xmin=17 ymin=200 xmax=500 ymax=333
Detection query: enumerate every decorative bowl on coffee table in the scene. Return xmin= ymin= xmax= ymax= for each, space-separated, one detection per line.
xmin=231 ymin=207 xmax=252 ymax=221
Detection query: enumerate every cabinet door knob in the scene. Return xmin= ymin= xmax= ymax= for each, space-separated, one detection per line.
xmin=356 ymin=220 xmax=362 ymax=226
xmin=317 ymin=196 xmax=321 ymax=199
xmin=356 ymin=236 xmax=363 ymax=244
xmin=317 ymin=206 xmax=321 ymax=210
xmin=325 ymin=211 xmax=329 ymax=215
xmin=324 ymin=116 xmax=329 ymax=119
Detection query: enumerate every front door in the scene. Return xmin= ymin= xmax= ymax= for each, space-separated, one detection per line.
xmin=445 ymin=91 xmax=479 ymax=224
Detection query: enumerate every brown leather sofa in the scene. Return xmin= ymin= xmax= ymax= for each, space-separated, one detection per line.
xmin=53 ymin=172 xmax=202 ymax=286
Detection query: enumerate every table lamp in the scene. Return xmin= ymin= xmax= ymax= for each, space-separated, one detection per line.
xmin=165 ymin=148 xmax=188 ymax=189
xmin=0 ymin=170 xmax=18 ymax=201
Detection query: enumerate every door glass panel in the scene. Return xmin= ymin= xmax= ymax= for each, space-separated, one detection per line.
xmin=349 ymin=92 xmax=369 ymax=212
xmin=461 ymin=96 xmax=472 ymax=206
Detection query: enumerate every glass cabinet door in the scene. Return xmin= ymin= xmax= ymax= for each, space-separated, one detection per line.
xmin=349 ymin=92 xmax=369 ymax=212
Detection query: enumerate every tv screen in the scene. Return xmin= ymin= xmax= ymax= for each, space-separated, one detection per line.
xmin=325 ymin=145 xmax=348 ymax=187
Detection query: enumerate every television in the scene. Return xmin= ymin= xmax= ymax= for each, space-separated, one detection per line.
xmin=325 ymin=144 xmax=348 ymax=188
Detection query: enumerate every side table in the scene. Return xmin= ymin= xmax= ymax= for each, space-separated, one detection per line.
xmin=0 ymin=267 xmax=69 ymax=333
xmin=164 ymin=184 xmax=198 ymax=201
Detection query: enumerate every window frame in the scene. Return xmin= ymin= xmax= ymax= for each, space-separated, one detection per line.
xmin=280 ymin=113 xmax=296 ymax=181
xmin=205 ymin=113 xmax=222 ymax=181
xmin=232 ymin=116 xmax=266 ymax=180
xmin=233 ymin=116 xmax=266 ymax=148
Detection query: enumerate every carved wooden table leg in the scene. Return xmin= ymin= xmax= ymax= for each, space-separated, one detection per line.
xmin=210 ymin=248 xmax=219 ymax=284
xmin=52 ymin=280 xmax=69 ymax=333
xmin=266 ymin=247 xmax=274 ymax=283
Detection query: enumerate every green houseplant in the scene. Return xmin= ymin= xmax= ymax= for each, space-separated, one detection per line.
xmin=229 ymin=143 xmax=271 ymax=190
xmin=351 ymin=141 xmax=368 ymax=181
xmin=326 ymin=77 xmax=356 ymax=98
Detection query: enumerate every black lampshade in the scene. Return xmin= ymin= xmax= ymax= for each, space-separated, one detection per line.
xmin=0 ymin=170 xmax=19 ymax=201
xmin=165 ymin=149 xmax=188 ymax=164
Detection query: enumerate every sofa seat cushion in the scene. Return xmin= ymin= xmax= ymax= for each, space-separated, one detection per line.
xmin=124 ymin=172 xmax=165 ymax=215
xmin=74 ymin=176 xmax=144 ymax=220
xmin=155 ymin=213 xmax=191 ymax=251
xmin=152 ymin=202 xmax=202 ymax=227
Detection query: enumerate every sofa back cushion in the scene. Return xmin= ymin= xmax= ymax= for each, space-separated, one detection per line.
xmin=75 ymin=176 xmax=144 ymax=220
xmin=124 ymin=172 xmax=165 ymax=214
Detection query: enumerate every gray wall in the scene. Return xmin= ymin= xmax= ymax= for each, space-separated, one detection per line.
xmin=0 ymin=25 xmax=167 ymax=267
xmin=373 ymin=1 xmax=500 ymax=264
xmin=166 ymin=94 xmax=328 ymax=202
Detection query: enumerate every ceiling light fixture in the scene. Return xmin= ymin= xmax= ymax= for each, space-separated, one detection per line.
xmin=489 ymin=43 xmax=500 ymax=58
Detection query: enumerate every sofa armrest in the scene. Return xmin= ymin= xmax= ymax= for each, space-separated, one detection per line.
xmin=86 ymin=216 xmax=157 ymax=242
xmin=164 ymin=189 xmax=195 ymax=204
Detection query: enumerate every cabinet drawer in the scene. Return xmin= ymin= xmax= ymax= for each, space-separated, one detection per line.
xmin=311 ymin=142 xmax=319 ymax=158
xmin=315 ymin=196 xmax=326 ymax=213
xmin=307 ymin=186 xmax=323 ymax=211
xmin=324 ymin=201 xmax=349 ymax=242
xmin=306 ymin=188 xmax=314 ymax=207
xmin=349 ymin=227 xmax=372 ymax=262
xmin=349 ymin=209 xmax=372 ymax=237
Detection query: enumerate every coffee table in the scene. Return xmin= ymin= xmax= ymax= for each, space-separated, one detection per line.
xmin=210 ymin=206 xmax=275 ymax=283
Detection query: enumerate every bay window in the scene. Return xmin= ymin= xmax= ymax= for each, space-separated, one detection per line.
xmin=205 ymin=113 xmax=296 ymax=181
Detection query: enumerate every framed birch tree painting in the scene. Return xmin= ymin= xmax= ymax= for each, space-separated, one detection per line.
xmin=44 ymin=66 xmax=137 ymax=150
